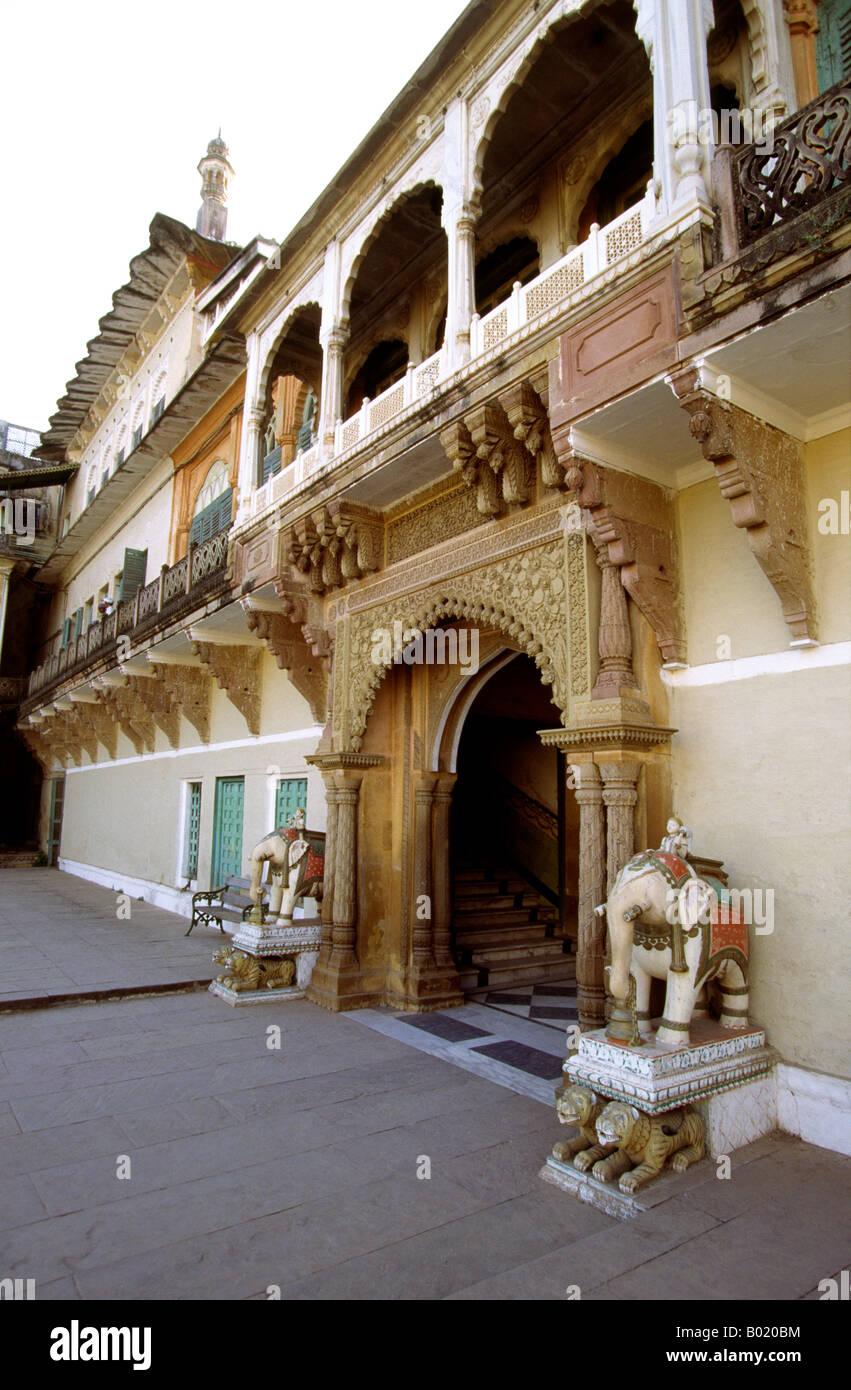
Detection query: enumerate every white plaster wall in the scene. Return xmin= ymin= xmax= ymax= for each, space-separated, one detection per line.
xmin=668 ymin=660 xmax=851 ymax=1080
xmin=58 ymin=651 xmax=325 ymax=901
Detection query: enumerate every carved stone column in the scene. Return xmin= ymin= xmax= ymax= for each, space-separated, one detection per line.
xmin=634 ymin=0 xmax=715 ymax=213
xmin=431 ymin=774 xmax=456 ymax=968
xmin=319 ymin=775 xmax=339 ymax=954
xmin=783 ymin=0 xmax=820 ymax=107
xmin=319 ymin=325 xmax=347 ymax=449
xmin=591 ymin=537 xmax=636 ymax=700
xmin=572 ymin=762 xmax=607 ymax=1029
xmin=600 ymin=762 xmax=641 ymax=892
xmin=442 ymin=200 xmax=478 ymax=369
xmin=243 ymin=404 xmax=266 ymax=495
xmin=410 ymin=774 xmax=438 ymax=970
xmin=330 ymin=771 xmax=363 ymax=967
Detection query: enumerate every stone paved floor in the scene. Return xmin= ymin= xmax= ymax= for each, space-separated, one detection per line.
xmin=0 ymin=868 xmax=849 ymax=1301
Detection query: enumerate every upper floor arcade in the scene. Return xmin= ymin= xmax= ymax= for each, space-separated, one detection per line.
xmin=204 ymin=0 xmax=844 ymax=531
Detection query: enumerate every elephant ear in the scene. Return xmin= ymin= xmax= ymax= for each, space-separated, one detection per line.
xmin=679 ymin=878 xmax=715 ymax=930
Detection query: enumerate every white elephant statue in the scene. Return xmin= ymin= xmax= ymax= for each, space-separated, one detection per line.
xmin=249 ymin=809 xmax=325 ymax=925
xmin=601 ymin=819 xmax=750 ymax=1046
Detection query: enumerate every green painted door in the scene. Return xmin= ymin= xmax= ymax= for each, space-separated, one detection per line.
xmin=211 ymin=776 xmax=244 ymax=886
xmin=275 ymin=777 xmax=307 ymax=829
xmin=48 ymin=777 xmax=65 ymax=866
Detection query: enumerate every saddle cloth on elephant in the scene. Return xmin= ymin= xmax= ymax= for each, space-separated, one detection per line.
xmin=702 ymin=874 xmax=749 ymax=962
xmin=620 ymin=849 xmax=694 ymax=892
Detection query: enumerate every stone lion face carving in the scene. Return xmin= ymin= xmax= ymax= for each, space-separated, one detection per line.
xmin=555 ymin=1083 xmax=598 ymax=1128
xmin=595 ymin=1100 xmax=640 ymax=1145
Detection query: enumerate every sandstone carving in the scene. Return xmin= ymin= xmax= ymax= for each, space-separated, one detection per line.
xmin=192 ymin=642 xmax=262 ymax=736
xmin=212 ymin=945 xmax=296 ymax=993
xmin=669 ymin=365 xmax=817 ymax=644
xmin=593 ymin=1101 xmax=706 ymax=1193
xmin=284 ymin=503 xmax=381 ymax=594
xmin=552 ymin=1082 xmax=617 ymax=1170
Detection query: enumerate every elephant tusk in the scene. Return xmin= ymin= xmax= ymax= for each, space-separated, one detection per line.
xmin=594 ymin=903 xmax=607 ymax=917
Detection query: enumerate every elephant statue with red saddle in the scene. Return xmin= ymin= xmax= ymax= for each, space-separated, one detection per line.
xmin=599 ymin=818 xmax=750 ymax=1045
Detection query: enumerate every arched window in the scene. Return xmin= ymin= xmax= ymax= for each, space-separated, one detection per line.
xmin=189 ymin=459 xmax=232 ymax=545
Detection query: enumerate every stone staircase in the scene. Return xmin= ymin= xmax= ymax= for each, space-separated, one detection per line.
xmin=0 ymin=849 xmax=40 ymax=868
xmin=452 ymin=864 xmax=574 ymax=992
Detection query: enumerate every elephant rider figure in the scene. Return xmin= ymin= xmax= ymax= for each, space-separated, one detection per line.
xmin=660 ymin=817 xmax=697 ymax=873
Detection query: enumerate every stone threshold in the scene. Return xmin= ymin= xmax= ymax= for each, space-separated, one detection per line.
xmin=0 ymin=978 xmax=214 ymax=1015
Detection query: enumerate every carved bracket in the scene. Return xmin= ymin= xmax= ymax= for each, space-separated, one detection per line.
xmin=284 ymin=503 xmax=382 ymax=594
xmin=94 ymin=685 xmax=155 ymax=755
xmin=243 ymin=608 xmax=330 ymax=725
xmin=556 ymin=449 xmax=686 ymax=666
xmin=440 ymin=420 xmax=501 ymax=516
xmin=499 ymin=380 xmax=566 ymax=490
xmin=466 ymin=401 xmax=533 ymax=507
xmin=669 ymin=365 xmax=818 ymax=644
xmin=128 ymin=672 xmax=182 ymax=749
xmin=193 ymin=642 xmax=262 ymax=734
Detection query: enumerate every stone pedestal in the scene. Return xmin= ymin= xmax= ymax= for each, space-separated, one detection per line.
xmin=565 ymin=1019 xmax=777 ymax=1119
xmin=209 ymin=919 xmax=322 ymax=1006
xmin=542 ymin=1019 xmax=780 ymax=1218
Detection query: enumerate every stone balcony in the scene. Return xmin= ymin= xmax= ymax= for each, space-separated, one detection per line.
xmin=22 ymin=530 xmax=230 ymax=713
xmin=242 ymin=188 xmax=671 ymax=526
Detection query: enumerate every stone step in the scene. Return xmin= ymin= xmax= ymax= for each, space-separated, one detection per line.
xmin=483 ymin=956 xmax=578 ymax=989
xmin=468 ymin=939 xmax=567 ymax=967
xmin=454 ymin=877 xmax=529 ymax=898
xmin=455 ymin=922 xmax=557 ymax=949
xmin=454 ymin=905 xmax=557 ymax=929
xmin=454 ymin=891 xmax=543 ymax=913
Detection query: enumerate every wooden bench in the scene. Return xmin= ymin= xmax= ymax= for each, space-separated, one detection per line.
xmin=185 ymin=875 xmax=266 ymax=936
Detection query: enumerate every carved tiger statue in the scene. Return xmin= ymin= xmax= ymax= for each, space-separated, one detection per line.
xmin=592 ymin=1101 xmax=705 ymax=1194
xmin=213 ymin=946 xmax=296 ymax=993
xmin=552 ymin=1082 xmax=618 ymax=1171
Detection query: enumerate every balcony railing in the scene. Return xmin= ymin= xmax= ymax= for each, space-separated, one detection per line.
xmin=248 ymin=190 xmax=656 ymax=521
xmin=732 ymin=80 xmax=851 ymax=247
xmin=25 ymin=529 xmax=230 ymax=704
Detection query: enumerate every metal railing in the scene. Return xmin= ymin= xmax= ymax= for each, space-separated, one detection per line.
xmin=25 ymin=530 xmax=230 ymax=703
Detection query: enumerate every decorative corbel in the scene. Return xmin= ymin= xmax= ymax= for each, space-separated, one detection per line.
xmin=440 ymin=419 xmax=502 ymax=516
xmin=284 ymin=504 xmax=382 ymax=595
xmin=466 ymin=401 xmax=533 ymax=506
xmin=669 ymin=364 xmax=817 ymax=645
xmin=145 ymin=657 xmax=212 ymax=745
xmin=499 ymin=380 xmax=565 ymax=490
xmin=94 ymin=680 xmax=155 ymax=755
xmin=554 ymin=447 xmax=687 ymax=667
xmin=126 ymin=671 xmax=181 ymax=749
xmin=192 ymin=641 xmax=262 ymax=735
xmin=243 ymin=608 xmax=330 ymax=725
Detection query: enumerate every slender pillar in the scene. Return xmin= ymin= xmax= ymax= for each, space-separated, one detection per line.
xmin=330 ymin=770 xmax=362 ymax=965
xmin=572 ymin=761 xmax=607 ymax=1029
xmin=431 ymin=773 xmax=456 ymax=968
xmin=411 ymin=774 xmax=438 ymax=970
xmin=634 ymin=0 xmax=714 ymax=214
xmin=0 ymin=558 xmax=15 ymax=667
xmin=600 ymin=762 xmax=641 ymax=892
xmin=783 ymin=0 xmax=820 ymax=107
xmin=319 ymin=777 xmax=339 ymax=954
xmin=318 ymin=325 xmax=348 ymax=450
xmin=443 ymin=203 xmax=478 ymax=368
xmin=591 ymin=541 xmax=636 ymax=700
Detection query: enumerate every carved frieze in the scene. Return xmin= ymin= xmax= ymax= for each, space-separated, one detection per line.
xmin=336 ymin=531 xmax=581 ymax=750
xmin=669 ymin=365 xmax=818 ymax=644
xmin=386 ymin=486 xmax=483 ymax=565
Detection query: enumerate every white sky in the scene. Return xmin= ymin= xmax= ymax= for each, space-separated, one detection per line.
xmin=2 ymin=0 xmax=471 ymax=433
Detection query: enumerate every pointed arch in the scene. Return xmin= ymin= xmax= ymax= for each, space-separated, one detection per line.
xmin=340 ymin=179 xmax=444 ymax=325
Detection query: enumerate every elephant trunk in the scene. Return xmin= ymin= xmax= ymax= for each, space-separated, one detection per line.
xmin=607 ymin=898 xmax=637 ymax=1002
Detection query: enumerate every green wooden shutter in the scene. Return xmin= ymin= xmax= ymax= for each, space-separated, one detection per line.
xmin=73 ymin=608 xmax=83 ymax=639
xmin=183 ymin=782 xmax=202 ymax=879
xmin=817 ymin=0 xmax=851 ymax=90
xmin=189 ymin=488 xmax=233 ymax=546
xmin=275 ymin=777 xmax=307 ymax=829
xmin=211 ymin=776 xmax=244 ymax=885
xmin=118 ymin=548 xmax=147 ymax=601
xmin=61 ymin=618 xmax=71 ymax=649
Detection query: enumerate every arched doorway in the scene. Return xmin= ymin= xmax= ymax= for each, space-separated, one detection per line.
xmin=448 ymin=651 xmax=577 ymax=1000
